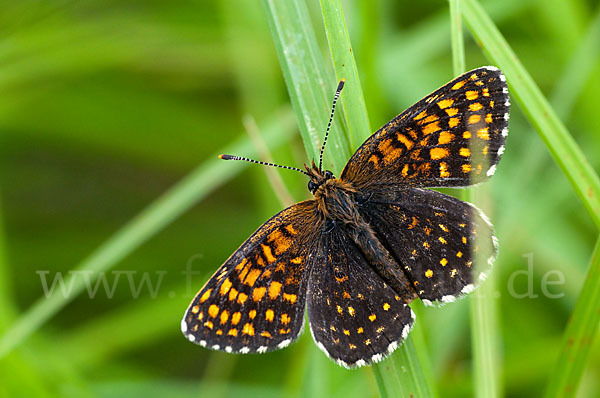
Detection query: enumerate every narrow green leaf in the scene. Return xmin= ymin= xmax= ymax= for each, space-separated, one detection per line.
xmin=320 ymin=0 xmax=371 ymax=149
xmin=0 ymin=110 xmax=296 ymax=358
xmin=461 ymin=0 xmax=600 ymax=229
xmin=262 ymin=0 xmax=350 ymax=173
xmin=264 ymin=0 xmax=434 ymax=395
xmin=450 ymin=1 xmax=502 ymax=396
xmin=545 ymin=235 xmax=600 ymax=398
xmin=449 ymin=0 xmax=466 ymax=76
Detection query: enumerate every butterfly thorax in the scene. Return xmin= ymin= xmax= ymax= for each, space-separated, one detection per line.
xmin=305 ymin=162 xmax=357 ymax=223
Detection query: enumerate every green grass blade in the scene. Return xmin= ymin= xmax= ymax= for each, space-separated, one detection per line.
xmin=545 ymin=235 xmax=600 ymax=398
xmin=320 ymin=0 xmax=371 ymax=149
xmin=449 ymin=1 xmax=502 ymax=396
xmin=264 ymin=0 xmax=434 ymax=394
xmin=449 ymin=0 xmax=466 ymax=76
xmin=262 ymin=0 xmax=350 ymax=172
xmin=461 ymin=0 xmax=600 ymax=229
xmin=323 ymin=1 xmax=433 ymax=395
xmin=0 ymin=110 xmax=296 ymax=358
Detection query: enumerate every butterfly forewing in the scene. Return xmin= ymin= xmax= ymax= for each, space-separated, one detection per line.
xmin=359 ymin=187 xmax=497 ymax=305
xmin=182 ymin=201 xmax=322 ymax=353
xmin=307 ymin=226 xmax=415 ymax=368
xmin=341 ymin=66 xmax=509 ymax=189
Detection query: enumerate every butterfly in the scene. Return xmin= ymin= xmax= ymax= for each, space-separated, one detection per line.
xmin=182 ymin=66 xmax=509 ymax=368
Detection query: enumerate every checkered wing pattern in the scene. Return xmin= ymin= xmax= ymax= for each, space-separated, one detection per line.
xmin=181 ymin=200 xmax=322 ymax=353
xmin=341 ymin=66 xmax=509 ymax=189
xmin=307 ymin=226 xmax=415 ymax=368
xmin=359 ymin=187 xmax=497 ymax=305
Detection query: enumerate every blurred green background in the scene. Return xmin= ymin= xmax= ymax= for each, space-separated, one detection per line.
xmin=0 ymin=0 xmax=599 ymax=397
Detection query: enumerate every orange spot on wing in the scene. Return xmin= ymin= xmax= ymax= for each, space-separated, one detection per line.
xmin=397 ymin=133 xmax=414 ymax=149
xmin=261 ymin=244 xmax=276 ymax=263
xmin=285 ymin=224 xmax=298 ymax=235
xmin=231 ymin=312 xmax=241 ymax=325
xmin=281 ymin=313 xmax=290 ymax=325
xmin=466 ymin=90 xmax=479 ymax=100
xmin=422 ymin=121 xmax=441 ymax=135
xmin=208 ymin=305 xmax=219 ymax=318
xmin=439 ymin=162 xmax=450 ymax=178
xmin=452 ymin=80 xmax=465 ymax=90
xmin=242 ymin=323 xmax=255 ymax=336
xmin=266 ymin=309 xmax=274 ymax=322
xmin=220 ymin=310 xmax=229 ymax=324
xmin=469 ymin=114 xmax=481 ymax=124
xmin=244 ymin=268 xmax=261 ymax=286
xmin=420 ymin=114 xmax=439 ymax=125
xmin=445 ymin=107 xmax=459 ymax=116
xmin=368 ymin=154 xmax=379 ymax=166
xmin=469 ymin=102 xmax=483 ymax=111
xmin=252 ymin=287 xmax=266 ymax=302
xmin=219 ymin=278 xmax=232 ymax=295
xmin=477 ymin=127 xmax=490 ymax=140
xmin=237 ymin=292 xmax=248 ymax=305
xmin=437 ymin=98 xmax=454 ymax=109
xmin=438 ymin=131 xmax=454 ymax=145
xmin=268 ymin=229 xmax=292 ymax=254
xmin=401 ymin=164 xmax=409 ymax=177
xmin=448 ymin=117 xmax=460 ymax=128
xmin=414 ymin=110 xmax=428 ymax=120
xmin=228 ymin=287 xmax=238 ymax=301
xmin=460 ymin=147 xmax=471 ymax=157
xmin=199 ymin=289 xmax=212 ymax=303
xmin=268 ymin=281 xmax=282 ymax=299
xmin=283 ymin=293 xmax=297 ymax=303
xmin=430 ymin=147 xmax=449 ymax=160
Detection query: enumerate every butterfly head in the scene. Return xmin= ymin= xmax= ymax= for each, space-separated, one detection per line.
xmin=304 ymin=160 xmax=336 ymax=196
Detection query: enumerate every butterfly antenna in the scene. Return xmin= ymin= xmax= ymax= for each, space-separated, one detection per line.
xmin=219 ymin=154 xmax=310 ymax=176
xmin=318 ymin=78 xmax=345 ymax=171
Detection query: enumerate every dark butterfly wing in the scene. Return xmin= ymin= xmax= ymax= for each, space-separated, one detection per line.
xmin=341 ymin=66 xmax=509 ymax=189
xmin=182 ymin=200 xmax=322 ymax=353
xmin=307 ymin=225 xmax=415 ymax=368
xmin=358 ymin=187 xmax=497 ymax=305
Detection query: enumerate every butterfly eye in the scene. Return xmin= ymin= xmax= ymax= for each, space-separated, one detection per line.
xmin=308 ymin=181 xmax=318 ymax=193
xmin=324 ymin=171 xmax=335 ymax=180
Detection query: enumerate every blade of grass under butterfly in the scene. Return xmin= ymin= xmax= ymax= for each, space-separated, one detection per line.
xmin=262 ymin=0 xmax=350 ymax=173
xmin=0 ymin=109 xmax=296 ymax=359
xmin=461 ymin=0 xmax=600 ymax=230
xmin=544 ymin=236 xmax=600 ymax=398
xmin=320 ymin=0 xmax=371 ymax=149
xmin=450 ymin=1 xmax=501 ymax=396
xmin=322 ymin=0 xmax=435 ymax=395
xmin=263 ymin=0 xmax=433 ymax=395
xmin=321 ymin=1 xmax=434 ymax=396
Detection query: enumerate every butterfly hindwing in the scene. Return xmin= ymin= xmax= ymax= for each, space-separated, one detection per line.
xmin=341 ymin=66 xmax=509 ymax=189
xmin=307 ymin=226 xmax=415 ymax=368
xmin=182 ymin=200 xmax=322 ymax=353
xmin=359 ymin=187 xmax=497 ymax=305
